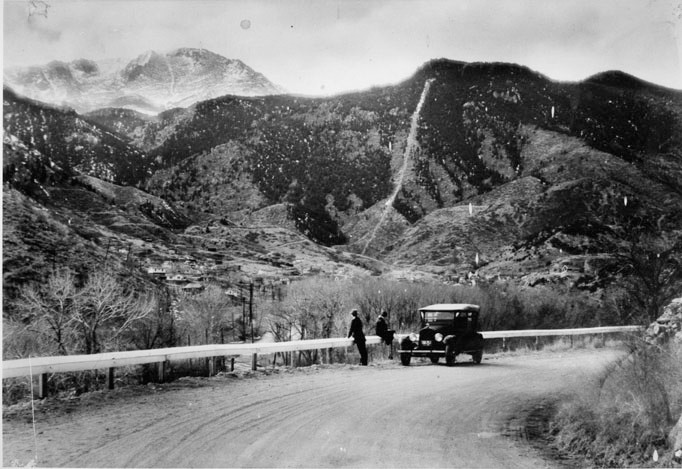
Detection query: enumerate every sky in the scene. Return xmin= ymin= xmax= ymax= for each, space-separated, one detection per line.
xmin=3 ymin=0 xmax=682 ymax=95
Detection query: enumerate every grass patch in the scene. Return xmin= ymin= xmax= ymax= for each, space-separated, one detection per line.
xmin=549 ymin=341 xmax=682 ymax=467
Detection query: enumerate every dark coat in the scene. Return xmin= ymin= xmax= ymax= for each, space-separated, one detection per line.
xmin=375 ymin=316 xmax=388 ymax=338
xmin=348 ymin=316 xmax=366 ymax=343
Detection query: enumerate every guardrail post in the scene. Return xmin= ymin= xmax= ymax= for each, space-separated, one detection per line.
xmin=157 ymin=360 xmax=166 ymax=383
xmin=38 ymin=373 xmax=48 ymax=399
xmin=251 ymin=353 xmax=257 ymax=371
xmin=107 ymin=368 xmax=115 ymax=390
xmin=208 ymin=357 xmax=215 ymax=376
xmin=502 ymin=337 xmax=506 ymax=352
xmin=535 ymin=336 xmax=539 ymax=351
xmin=230 ymin=357 xmax=235 ymax=372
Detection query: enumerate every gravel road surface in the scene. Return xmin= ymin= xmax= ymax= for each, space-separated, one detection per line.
xmin=3 ymin=349 xmax=619 ymax=467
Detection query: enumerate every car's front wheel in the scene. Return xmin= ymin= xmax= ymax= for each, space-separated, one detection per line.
xmin=400 ymin=352 xmax=412 ymax=366
xmin=472 ymin=350 xmax=483 ymax=364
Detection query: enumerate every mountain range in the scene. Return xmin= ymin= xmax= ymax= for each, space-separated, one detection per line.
xmin=3 ymin=48 xmax=284 ymax=114
xmin=3 ymin=49 xmax=682 ymax=314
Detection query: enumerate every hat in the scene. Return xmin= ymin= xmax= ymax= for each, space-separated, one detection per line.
xmin=351 ymin=309 xmax=358 ymax=316
xmin=381 ymin=311 xmax=388 ymax=317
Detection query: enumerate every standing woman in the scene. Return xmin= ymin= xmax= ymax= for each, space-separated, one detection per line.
xmin=348 ymin=309 xmax=368 ymax=365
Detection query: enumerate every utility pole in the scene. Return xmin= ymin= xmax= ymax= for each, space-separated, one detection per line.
xmin=249 ymin=282 xmax=254 ymax=343
xmin=249 ymin=282 xmax=256 ymax=371
xmin=241 ymin=296 xmax=246 ymax=341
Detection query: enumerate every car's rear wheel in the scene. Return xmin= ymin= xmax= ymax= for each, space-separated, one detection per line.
xmin=445 ymin=344 xmax=456 ymax=366
xmin=472 ymin=350 xmax=483 ymax=364
xmin=429 ymin=354 xmax=440 ymax=364
xmin=400 ymin=352 xmax=411 ymax=366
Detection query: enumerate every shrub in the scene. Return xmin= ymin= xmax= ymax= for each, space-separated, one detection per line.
xmin=550 ymin=341 xmax=682 ymax=467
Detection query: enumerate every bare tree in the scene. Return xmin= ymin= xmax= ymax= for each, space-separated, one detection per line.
xmin=309 ymin=280 xmax=348 ymax=339
xmin=286 ymin=285 xmax=317 ymax=342
xmin=14 ymin=268 xmax=80 ymax=355
xmin=134 ymin=285 xmax=178 ymax=349
xmin=352 ymin=279 xmax=437 ymax=331
xmin=261 ymin=278 xmax=351 ymax=365
xmin=2 ymin=319 xmax=45 ymax=359
xmin=70 ymin=270 xmax=156 ymax=354
xmin=13 ymin=268 xmax=157 ymax=355
xmin=618 ymin=231 xmax=682 ymax=324
xmin=177 ymin=285 xmax=233 ymax=345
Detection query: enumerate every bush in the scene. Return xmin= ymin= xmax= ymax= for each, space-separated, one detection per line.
xmin=550 ymin=341 xmax=682 ymax=467
xmin=259 ymin=277 xmax=602 ymax=345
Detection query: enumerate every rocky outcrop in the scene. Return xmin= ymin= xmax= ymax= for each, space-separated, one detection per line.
xmin=644 ymin=298 xmax=682 ymax=346
xmin=646 ymin=298 xmax=682 ymax=456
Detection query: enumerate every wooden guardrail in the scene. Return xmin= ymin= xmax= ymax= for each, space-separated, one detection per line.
xmin=481 ymin=325 xmax=643 ymax=338
xmin=2 ymin=326 xmax=642 ymax=397
xmin=394 ymin=325 xmax=643 ymax=344
xmin=2 ymin=336 xmax=381 ymax=379
xmin=482 ymin=325 xmax=644 ymax=352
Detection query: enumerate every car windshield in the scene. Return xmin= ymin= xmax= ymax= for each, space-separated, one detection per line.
xmin=422 ymin=310 xmax=476 ymax=328
xmin=422 ymin=311 xmax=455 ymax=322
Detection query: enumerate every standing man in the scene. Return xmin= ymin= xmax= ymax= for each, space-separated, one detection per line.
xmin=348 ymin=309 xmax=368 ymax=366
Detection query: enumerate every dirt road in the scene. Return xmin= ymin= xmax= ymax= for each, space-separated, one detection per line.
xmin=3 ymin=349 xmax=618 ymax=468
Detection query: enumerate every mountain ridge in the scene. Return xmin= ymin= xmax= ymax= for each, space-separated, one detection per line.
xmin=4 ymin=48 xmax=285 ymax=114
xmin=4 ymin=57 xmax=682 ymax=311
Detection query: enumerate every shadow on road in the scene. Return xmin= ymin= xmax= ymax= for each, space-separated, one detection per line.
xmin=401 ymin=359 xmax=518 ymax=369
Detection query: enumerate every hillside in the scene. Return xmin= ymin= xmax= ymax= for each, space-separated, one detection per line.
xmin=3 ymin=87 xmax=150 ymax=186
xmin=1 ymin=132 xmax=392 ymax=311
xmin=4 ymin=58 xmax=682 ymax=305
xmin=136 ymin=60 xmax=682 ymax=278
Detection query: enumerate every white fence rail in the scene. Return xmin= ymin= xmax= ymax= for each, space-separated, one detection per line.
xmin=2 ymin=337 xmax=381 ymax=379
xmin=2 ymin=326 xmax=642 ymax=381
xmin=481 ymin=325 xmax=643 ymax=339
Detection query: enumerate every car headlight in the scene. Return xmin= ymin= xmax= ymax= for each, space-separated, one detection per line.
xmin=409 ymin=333 xmax=419 ymax=342
xmin=434 ymin=333 xmax=444 ymax=342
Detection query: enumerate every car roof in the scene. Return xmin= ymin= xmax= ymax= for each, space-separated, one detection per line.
xmin=418 ymin=303 xmax=480 ymax=312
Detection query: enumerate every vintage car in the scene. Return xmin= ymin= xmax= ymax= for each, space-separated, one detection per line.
xmin=398 ymin=303 xmax=484 ymax=366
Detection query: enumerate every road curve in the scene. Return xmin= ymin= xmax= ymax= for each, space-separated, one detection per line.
xmin=3 ymin=349 xmax=619 ymax=468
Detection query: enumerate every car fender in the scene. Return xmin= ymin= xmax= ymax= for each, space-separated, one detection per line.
xmin=473 ymin=332 xmax=485 ymax=348
xmin=443 ymin=335 xmax=457 ymax=345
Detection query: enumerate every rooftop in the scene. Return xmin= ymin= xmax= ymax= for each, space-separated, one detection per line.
xmin=418 ymin=303 xmax=480 ymax=312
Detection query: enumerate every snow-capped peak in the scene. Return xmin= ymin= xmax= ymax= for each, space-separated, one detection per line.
xmin=4 ymin=48 xmax=285 ymax=114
